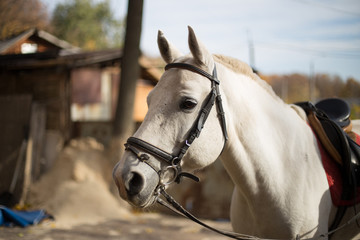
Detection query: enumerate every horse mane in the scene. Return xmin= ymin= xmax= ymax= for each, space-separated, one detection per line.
xmin=213 ymin=54 xmax=257 ymax=80
xmin=213 ymin=54 xmax=282 ymax=102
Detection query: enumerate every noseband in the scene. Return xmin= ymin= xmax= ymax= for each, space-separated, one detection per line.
xmin=125 ymin=62 xmax=228 ymax=186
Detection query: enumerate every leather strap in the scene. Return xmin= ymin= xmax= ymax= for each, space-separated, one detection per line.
xmin=125 ymin=137 xmax=200 ymax=183
xmin=157 ymin=188 xmax=255 ymax=240
xmin=176 ymin=87 xmax=217 ymax=162
xmin=165 ymin=62 xmax=220 ymax=84
xmin=127 ymin=137 xmax=175 ymax=164
xmin=308 ymin=111 xmax=342 ymax=165
xmin=165 ymin=62 xmax=228 ymax=142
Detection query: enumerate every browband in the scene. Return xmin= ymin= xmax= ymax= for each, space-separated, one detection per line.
xmin=165 ymin=62 xmax=220 ymax=84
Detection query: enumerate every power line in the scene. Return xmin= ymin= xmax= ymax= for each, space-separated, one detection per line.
xmin=255 ymin=41 xmax=360 ymax=59
xmin=289 ymin=0 xmax=360 ymax=17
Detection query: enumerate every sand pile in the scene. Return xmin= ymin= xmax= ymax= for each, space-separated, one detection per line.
xmin=27 ymin=138 xmax=131 ymax=227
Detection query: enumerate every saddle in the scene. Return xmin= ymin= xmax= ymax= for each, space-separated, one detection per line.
xmin=296 ymin=98 xmax=360 ymax=205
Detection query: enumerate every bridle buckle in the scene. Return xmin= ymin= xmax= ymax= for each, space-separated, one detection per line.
xmin=159 ymin=165 xmax=179 ymax=186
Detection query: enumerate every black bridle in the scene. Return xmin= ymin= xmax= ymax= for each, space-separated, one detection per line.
xmin=125 ymin=62 xmax=228 ymax=186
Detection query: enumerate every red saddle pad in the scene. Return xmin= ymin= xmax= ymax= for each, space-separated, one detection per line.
xmin=316 ymin=131 xmax=360 ymax=206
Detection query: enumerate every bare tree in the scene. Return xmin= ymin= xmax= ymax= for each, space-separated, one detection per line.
xmin=0 ymin=0 xmax=48 ymax=39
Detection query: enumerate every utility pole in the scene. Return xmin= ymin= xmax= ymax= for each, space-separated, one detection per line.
xmin=111 ymin=0 xmax=144 ymax=163
xmin=309 ymin=61 xmax=315 ymax=102
xmin=282 ymin=76 xmax=289 ymax=102
xmin=247 ymin=30 xmax=255 ymax=70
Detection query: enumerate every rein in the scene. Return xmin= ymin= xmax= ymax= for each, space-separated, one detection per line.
xmin=123 ymin=62 xmax=359 ymax=240
xmin=156 ymin=187 xmax=266 ymax=240
xmin=156 ymin=185 xmax=360 ymax=240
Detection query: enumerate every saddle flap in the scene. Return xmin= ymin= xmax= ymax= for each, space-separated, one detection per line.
xmin=296 ymin=100 xmax=360 ymax=203
xmin=349 ymin=136 xmax=360 ymax=183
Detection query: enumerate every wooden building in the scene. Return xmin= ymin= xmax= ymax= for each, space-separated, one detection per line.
xmin=0 ymin=29 xmax=161 ymax=206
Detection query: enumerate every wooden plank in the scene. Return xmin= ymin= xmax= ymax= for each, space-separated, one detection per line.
xmin=0 ymin=95 xmax=32 ymax=206
xmin=30 ymin=103 xmax=46 ymax=181
xmin=19 ymin=103 xmax=46 ymax=205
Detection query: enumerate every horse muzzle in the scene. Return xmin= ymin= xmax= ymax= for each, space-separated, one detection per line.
xmin=112 ymin=153 xmax=160 ymax=208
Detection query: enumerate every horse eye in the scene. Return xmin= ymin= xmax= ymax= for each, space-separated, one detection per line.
xmin=180 ymin=98 xmax=197 ymax=110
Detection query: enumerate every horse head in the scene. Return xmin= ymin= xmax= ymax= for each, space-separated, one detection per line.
xmin=112 ymin=27 xmax=227 ymax=208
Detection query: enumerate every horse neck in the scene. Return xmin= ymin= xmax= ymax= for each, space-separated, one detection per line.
xmin=216 ymin=65 xmax=332 ymax=236
xmin=219 ymin=65 xmax=317 ymax=201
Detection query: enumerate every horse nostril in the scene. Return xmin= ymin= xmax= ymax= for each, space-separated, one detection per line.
xmin=125 ymin=172 xmax=144 ymax=196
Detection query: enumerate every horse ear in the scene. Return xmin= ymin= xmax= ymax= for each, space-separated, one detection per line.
xmin=188 ymin=26 xmax=213 ymax=67
xmin=157 ymin=30 xmax=182 ymax=64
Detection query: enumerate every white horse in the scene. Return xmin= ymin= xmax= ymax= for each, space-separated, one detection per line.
xmin=113 ymin=26 xmax=360 ymax=239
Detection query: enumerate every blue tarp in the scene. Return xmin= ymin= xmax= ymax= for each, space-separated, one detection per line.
xmin=0 ymin=206 xmax=53 ymax=227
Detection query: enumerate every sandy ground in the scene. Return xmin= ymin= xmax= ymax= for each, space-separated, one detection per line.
xmin=0 ymin=138 xmax=231 ymax=240
xmin=2 ymin=138 xmax=358 ymax=239
xmin=0 ymin=213 xmax=232 ymax=240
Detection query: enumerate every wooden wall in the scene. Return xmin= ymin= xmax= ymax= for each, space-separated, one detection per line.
xmin=0 ymin=95 xmax=32 ymax=206
xmin=0 ymin=67 xmax=72 ymax=140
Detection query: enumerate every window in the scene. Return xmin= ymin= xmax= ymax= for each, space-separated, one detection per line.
xmin=21 ymin=43 xmax=38 ymax=54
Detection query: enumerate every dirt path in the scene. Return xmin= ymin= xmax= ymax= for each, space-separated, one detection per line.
xmin=0 ymin=213 xmax=232 ymax=240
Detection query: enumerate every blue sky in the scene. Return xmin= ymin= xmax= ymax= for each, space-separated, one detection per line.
xmin=42 ymin=0 xmax=360 ymax=81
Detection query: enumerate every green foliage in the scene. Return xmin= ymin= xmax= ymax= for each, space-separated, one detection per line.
xmin=51 ymin=0 xmax=123 ymax=50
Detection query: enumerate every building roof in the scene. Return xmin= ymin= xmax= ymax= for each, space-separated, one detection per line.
xmin=0 ymin=29 xmax=162 ymax=84
xmin=0 ymin=28 xmax=80 ymax=55
xmin=0 ymin=49 xmax=161 ymax=84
